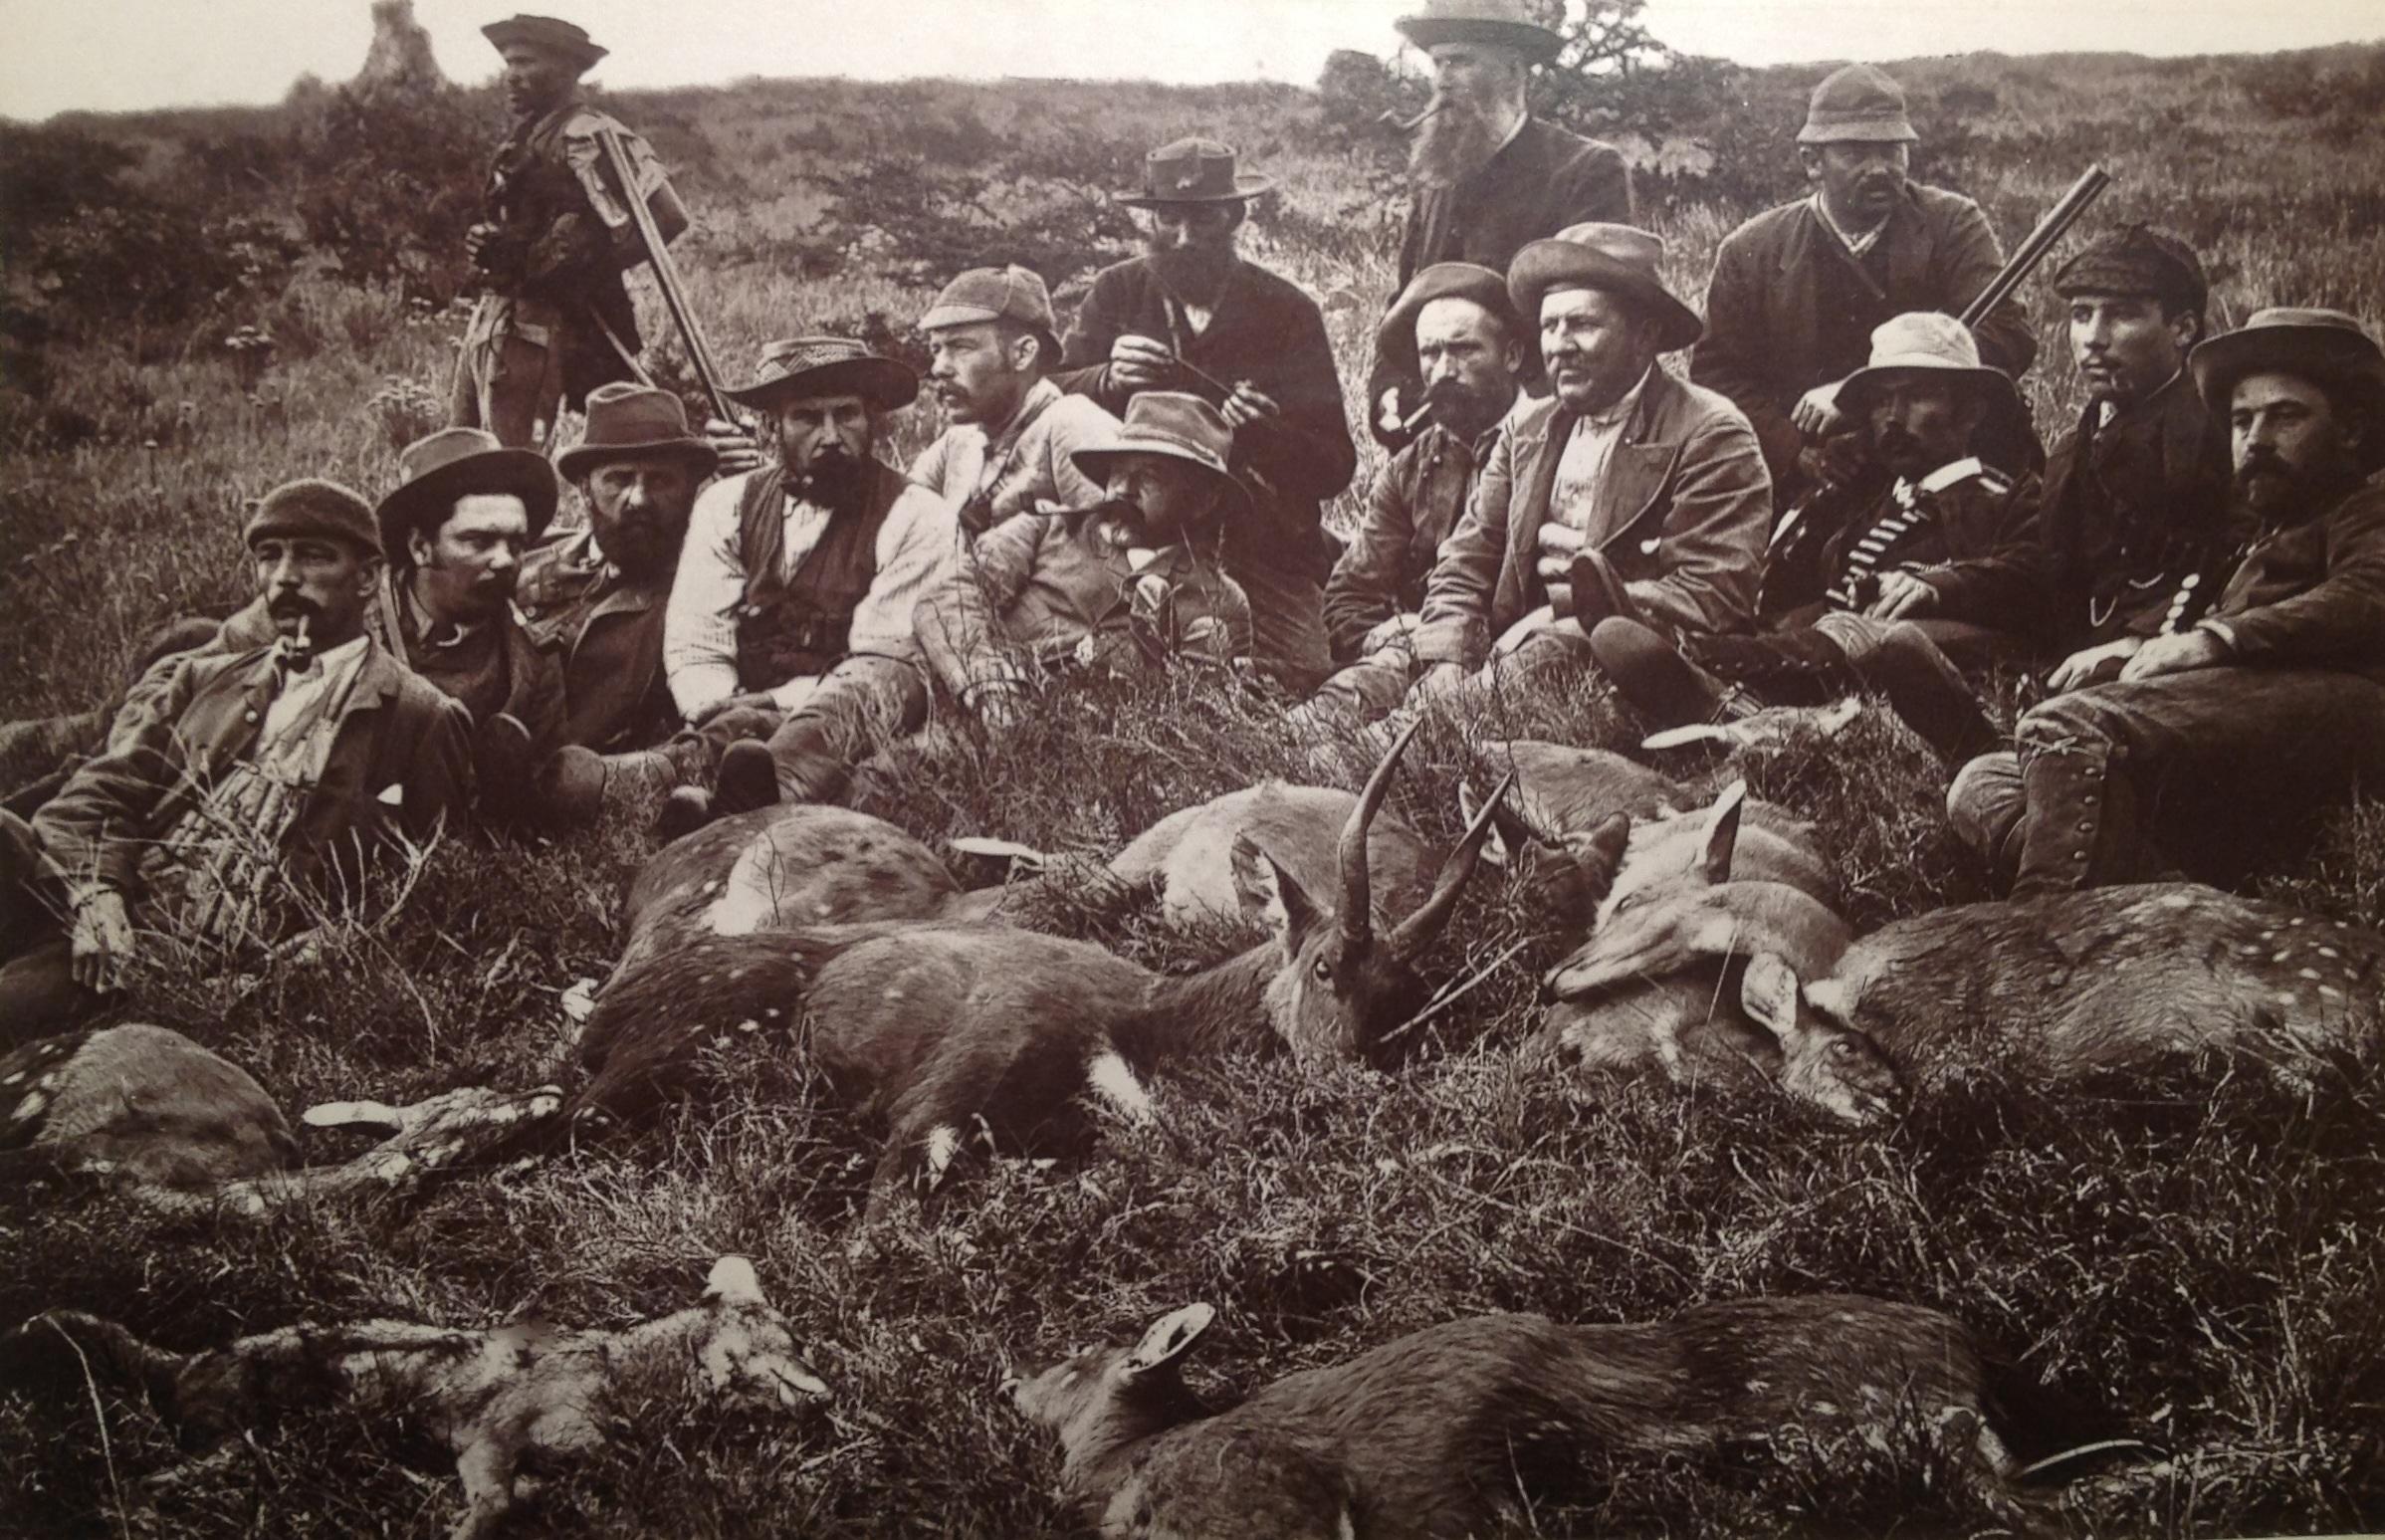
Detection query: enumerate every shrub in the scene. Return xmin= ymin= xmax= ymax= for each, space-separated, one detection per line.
xmin=288 ymin=80 xmax=500 ymax=306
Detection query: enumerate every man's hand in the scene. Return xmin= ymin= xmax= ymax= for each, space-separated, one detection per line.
xmin=70 ymin=890 xmax=135 ymax=992
xmin=969 ymin=680 xmax=1028 ymax=730
xmin=1359 ymin=613 xmax=1419 ymax=659
xmin=704 ymin=417 xmax=764 ymax=479
xmin=1109 ymin=334 xmax=1177 ymax=392
xmin=2046 ymin=636 xmax=2145 ymax=694
xmin=1864 ymin=570 xmax=1939 ymax=620
xmin=692 ymin=691 xmax=779 ymax=727
xmin=1792 ymin=381 xmax=1846 ymax=438
xmin=464 ymin=222 xmax=497 ymax=266
xmin=2118 ymin=627 xmax=2228 ymax=684
xmin=1219 ymin=381 xmax=1281 ymax=431
xmin=1534 ymin=522 xmax=1587 ymax=587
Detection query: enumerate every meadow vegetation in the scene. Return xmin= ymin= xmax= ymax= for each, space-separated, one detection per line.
xmin=3 ymin=38 xmax=2384 ymax=1539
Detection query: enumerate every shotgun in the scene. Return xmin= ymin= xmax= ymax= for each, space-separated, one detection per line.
xmin=594 ymin=121 xmax=738 ymax=426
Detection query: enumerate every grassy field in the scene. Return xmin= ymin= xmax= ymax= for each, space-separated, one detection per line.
xmin=3 ymin=42 xmax=2385 ymax=1540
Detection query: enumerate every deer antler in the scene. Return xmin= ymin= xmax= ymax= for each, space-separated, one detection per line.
xmin=1391 ymin=771 xmax=1515 ymax=961
xmin=1339 ymin=719 xmax=1421 ymax=953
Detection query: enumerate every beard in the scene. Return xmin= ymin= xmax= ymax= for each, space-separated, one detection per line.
xmin=1416 ymin=376 xmax=1511 ymax=439
xmin=1409 ymin=93 xmax=1503 ymax=191
xmin=1147 ymin=241 xmax=1235 ymax=309
xmin=792 ymin=446 xmax=876 ymax=516
xmin=2234 ymin=449 xmax=2360 ymax=526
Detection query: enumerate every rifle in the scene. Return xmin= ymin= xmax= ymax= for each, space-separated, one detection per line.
xmin=593 ymin=121 xmax=738 ymax=426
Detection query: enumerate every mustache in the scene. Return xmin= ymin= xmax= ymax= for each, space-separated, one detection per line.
xmin=1875 ymin=428 xmax=1922 ymax=455
xmin=267 ymin=594 xmax=320 ymax=618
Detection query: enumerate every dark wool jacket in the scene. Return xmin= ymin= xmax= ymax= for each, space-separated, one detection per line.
xmin=2039 ymin=373 xmax=2241 ymax=647
xmin=1056 ymin=256 xmax=1358 ymax=588
xmin=516 ymin=528 xmax=677 ymax=753
xmin=1323 ymin=420 xmax=1499 ymax=661
xmin=478 ymin=100 xmax=643 ymax=408
xmin=2208 ymin=477 xmax=2385 ymax=678
xmin=1690 ymin=185 xmax=2039 ymax=485
xmin=35 ymin=640 xmax=471 ymax=904
xmin=1766 ymin=458 xmax=2049 ymax=632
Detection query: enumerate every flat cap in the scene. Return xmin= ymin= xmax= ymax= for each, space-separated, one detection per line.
xmin=244 ymin=478 xmax=379 ymax=557
xmin=2053 ymin=225 xmax=2209 ymax=318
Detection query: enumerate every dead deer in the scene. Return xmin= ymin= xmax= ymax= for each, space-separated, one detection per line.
xmin=1006 ymin=1295 xmax=2016 ymax=1539
xmin=1 ymin=1255 xmax=827 ymax=1540
xmin=555 ymin=727 xmax=1511 ymax=1217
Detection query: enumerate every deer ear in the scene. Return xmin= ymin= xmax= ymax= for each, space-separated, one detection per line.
xmin=1698 ymin=781 xmax=1747 ymax=886
xmin=1126 ymin=1303 xmax=1214 ymax=1376
xmin=1233 ymin=837 xmax=1324 ymax=956
xmin=1739 ymin=952 xmax=1801 ymax=1041
xmin=1571 ymin=811 xmax=1632 ymax=892
xmin=705 ymin=1255 xmax=767 ymax=1307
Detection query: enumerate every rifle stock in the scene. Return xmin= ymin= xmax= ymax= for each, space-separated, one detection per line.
xmin=595 ymin=122 xmax=738 ymax=427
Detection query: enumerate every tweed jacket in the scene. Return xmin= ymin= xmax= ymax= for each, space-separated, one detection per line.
xmin=34 ymin=639 xmax=471 ymax=905
xmin=1056 ymin=256 xmax=1358 ymax=586
xmin=1323 ymin=420 xmax=1499 ymax=661
xmin=1414 ymin=370 xmax=1773 ymax=667
xmin=2206 ymin=478 xmax=2385 ymax=679
xmin=515 ymin=526 xmax=677 ymax=753
xmin=1689 ymin=185 xmax=2039 ymax=482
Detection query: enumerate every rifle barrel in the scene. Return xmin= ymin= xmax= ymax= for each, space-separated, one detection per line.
xmin=1961 ymin=163 xmax=2113 ymax=328
xmin=597 ymin=124 xmax=737 ymax=425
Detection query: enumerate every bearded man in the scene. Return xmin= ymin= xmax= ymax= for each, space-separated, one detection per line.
xmin=1057 ymin=138 xmax=1357 ymax=692
xmin=1366 ymin=0 xmax=1632 ymax=449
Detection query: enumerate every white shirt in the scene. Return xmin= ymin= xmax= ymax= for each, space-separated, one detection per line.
xmin=1550 ymin=365 xmax=1655 ymax=533
xmin=1812 ymin=194 xmax=1890 ymax=260
xmin=663 ymin=466 xmax=961 ymax=721
xmin=263 ymin=634 xmax=369 ymax=743
xmin=906 ymin=379 xmax=1118 ymax=525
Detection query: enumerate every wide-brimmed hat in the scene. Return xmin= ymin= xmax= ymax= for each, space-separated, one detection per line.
xmin=481 ymin=14 xmax=606 ymax=72
xmin=1116 ymin=138 xmax=1272 ymax=208
xmin=1395 ymin=0 xmax=1564 ymax=63
xmin=1508 ymin=223 xmax=1703 ymax=352
xmin=555 ymin=383 xmax=719 ymax=482
xmin=1835 ymin=313 xmax=2020 ymax=416
xmin=243 ymin=478 xmax=379 ymax=558
xmin=722 ymin=336 xmax=920 ymax=413
xmin=376 ymin=428 xmax=559 ymax=561
xmin=1798 ymin=64 xmax=1918 ymax=145
xmin=919 ymin=265 xmax=1063 ymax=367
xmin=2191 ymin=308 xmax=2385 ymax=468
xmin=2053 ymin=225 xmax=2209 ymax=318
xmin=1069 ymin=392 xmax=1250 ymax=514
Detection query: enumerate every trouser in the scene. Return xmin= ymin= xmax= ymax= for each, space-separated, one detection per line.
xmin=692 ymin=656 xmax=929 ymax=802
xmin=1691 ymin=614 xmax=2014 ymax=707
xmin=1306 ymin=651 xmax=1417 ymax=727
xmin=1946 ymin=666 xmax=2385 ymax=894
xmin=1808 ymin=613 xmax=2010 ymax=671
xmin=2 ymin=615 xmax=225 ymax=814
xmin=0 ymin=809 xmax=100 ymax=1041
xmin=449 ymin=296 xmax=566 ymax=450
xmin=1235 ymin=559 xmax=1332 ymax=696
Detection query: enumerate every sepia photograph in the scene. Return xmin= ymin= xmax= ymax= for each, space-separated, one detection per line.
xmin=1 ymin=0 xmax=2381 ymax=1533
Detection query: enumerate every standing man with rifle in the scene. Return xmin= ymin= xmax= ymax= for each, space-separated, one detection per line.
xmin=452 ymin=15 xmax=685 ymax=449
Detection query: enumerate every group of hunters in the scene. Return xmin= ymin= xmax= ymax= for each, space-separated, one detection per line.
xmin=5 ymin=3 xmax=2384 ymax=1037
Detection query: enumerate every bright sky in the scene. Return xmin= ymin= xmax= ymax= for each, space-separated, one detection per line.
xmin=0 ymin=0 xmax=2378 ymax=120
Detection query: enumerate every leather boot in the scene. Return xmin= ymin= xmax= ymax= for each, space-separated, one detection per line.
xmin=539 ymin=737 xmax=712 ymax=826
xmin=1589 ymin=617 xmax=1750 ymax=730
xmin=2009 ymin=739 xmax=2145 ymax=897
xmin=1682 ymin=628 xmax=1859 ymax=707
xmin=711 ymin=740 xmax=781 ymax=820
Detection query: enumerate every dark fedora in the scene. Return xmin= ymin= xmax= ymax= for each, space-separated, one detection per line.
xmin=1508 ymin=223 xmax=1703 ymax=352
xmin=2191 ymin=307 xmax=2385 ymax=469
xmin=1116 ymin=138 xmax=1273 ymax=208
xmin=243 ymin=478 xmax=379 ymax=558
xmin=376 ymin=428 xmax=559 ymax=562
xmin=1070 ymin=392 xmax=1250 ymax=514
xmin=1379 ymin=262 xmax=1527 ymax=371
xmin=555 ymin=382 xmax=719 ymax=482
xmin=1395 ymin=0 xmax=1564 ymax=63
xmin=481 ymin=14 xmax=607 ymax=72
xmin=722 ymin=336 xmax=920 ymax=413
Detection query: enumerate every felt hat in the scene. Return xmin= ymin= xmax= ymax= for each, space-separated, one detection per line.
xmin=1116 ymin=138 xmax=1272 ymax=207
xmin=1069 ymin=392 xmax=1250 ymax=514
xmin=375 ymin=427 xmax=559 ymax=561
xmin=919 ymin=265 xmax=1063 ymax=365
xmin=1798 ymin=64 xmax=1919 ymax=145
xmin=1394 ymin=0 xmax=1565 ymax=63
xmin=2052 ymin=225 xmax=2209 ymax=318
xmin=1508 ymin=223 xmax=1703 ymax=352
xmin=1380 ymin=262 xmax=1526 ymax=361
xmin=243 ymin=478 xmax=380 ymax=558
xmin=2190 ymin=308 xmax=2385 ymax=470
xmin=555 ymin=383 xmax=719 ymax=482
xmin=722 ymin=336 xmax=920 ymax=413
xmin=480 ymin=14 xmax=606 ymax=72
xmin=1834 ymin=312 xmax=2020 ymax=416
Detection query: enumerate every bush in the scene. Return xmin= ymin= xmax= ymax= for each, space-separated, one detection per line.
xmin=288 ymin=80 xmax=501 ymax=306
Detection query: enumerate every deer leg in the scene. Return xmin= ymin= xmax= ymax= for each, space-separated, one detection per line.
xmin=448 ymin=1436 xmax=519 ymax=1540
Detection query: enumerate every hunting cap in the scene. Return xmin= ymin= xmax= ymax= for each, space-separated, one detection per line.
xmin=1799 ymin=64 xmax=1919 ymax=145
xmin=1836 ymin=312 xmax=2020 ymax=416
xmin=2052 ymin=225 xmax=2209 ymax=318
xmin=480 ymin=14 xmax=607 ymax=72
xmin=919 ymin=266 xmax=1063 ymax=364
xmin=376 ymin=427 xmax=559 ymax=561
xmin=723 ymin=336 xmax=920 ymax=413
xmin=1508 ymin=223 xmax=1703 ymax=352
xmin=1395 ymin=0 xmax=1564 ymax=64
xmin=555 ymin=382 xmax=719 ymax=483
xmin=1117 ymin=139 xmax=1272 ymax=208
xmin=2190 ymin=309 xmax=2385 ymax=460
xmin=243 ymin=478 xmax=380 ymax=559
xmin=1378 ymin=262 xmax=1536 ymax=387
xmin=1070 ymin=392 xmax=1250 ymax=514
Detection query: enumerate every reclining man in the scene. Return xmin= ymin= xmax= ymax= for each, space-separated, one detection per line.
xmin=1303 ymin=263 xmax=1527 ymax=726
xmin=1589 ymin=312 xmax=2045 ymax=728
xmin=653 ymin=337 xmax=958 ymax=831
xmin=917 ymin=392 xmax=1252 ymax=723
xmin=909 ymin=265 xmax=1118 ymax=540
xmin=1948 ymin=308 xmax=2385 ymax=894
xmin=0 ymin=482 xmax=470 ymax=1037
xmin=1386 ymin=225 xmax=1770 ymax=710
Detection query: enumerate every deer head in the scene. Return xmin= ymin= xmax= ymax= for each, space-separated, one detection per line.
xmin=1231 ymin=722 xmax=1512 ymax=1064
xmin=1006 ymin=1302 xmax=1215 ymax=1463
xmin=1737 ymin=952 xmax=1903 ymax=1125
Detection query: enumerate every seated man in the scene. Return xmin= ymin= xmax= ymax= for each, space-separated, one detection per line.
xmin=1304 ymin=263 xmax=1526 ymax=726
xmin=1948 ymin=309 xmax=2385 ymax=893
xmin=0 ymin=481 xmax=470 ymax=1037
xmin=657 ymin=337 xmax=959 ymax=829
xmin=1399 ymin=224 xmax=1771 ymax=704
xmin=916 ymin=392 xmax=1253 ymax=722
xmin=1589 ymin=312 xmax=2045 ymax=727
xmin=909 ymin=265 xmax=1118 ymax=540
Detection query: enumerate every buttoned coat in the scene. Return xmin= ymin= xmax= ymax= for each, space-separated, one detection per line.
xmin=34 ymin=640 xmax=472 ymax=904
xmin=1323 ymin=421 xmax=1496 ymax=661
xmin=2209 ymin=479 xmax=2385 ymax=678
xmin=1414 ymin=371 xmax=1773 ymax=667
xmin=515 ymin=528 xmax=676 ymax=752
